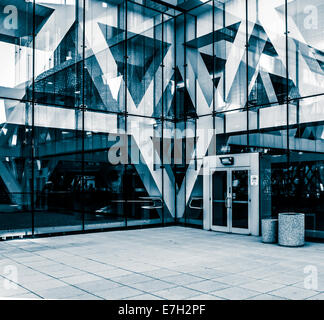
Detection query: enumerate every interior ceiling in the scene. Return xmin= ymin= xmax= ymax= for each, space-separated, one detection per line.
xmin=148 ymin=0 xmax=199 ymax=12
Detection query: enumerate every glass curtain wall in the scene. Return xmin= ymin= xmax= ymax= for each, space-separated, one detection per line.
xmin=0 ymin=0 xmax=33 ymax=236
xmin=285 ymin=0 xmax=324 ymax=235
xmin=178 ymin=0 xmax=324 ymax=236
xmin=0 ymin=0 xmax=179 ymax=236
xmin=0 ymin=0 xmax=323 ymax=237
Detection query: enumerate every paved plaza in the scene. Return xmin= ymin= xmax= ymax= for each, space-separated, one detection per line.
xmin=0 ymin=226 xmax=323 ymax=300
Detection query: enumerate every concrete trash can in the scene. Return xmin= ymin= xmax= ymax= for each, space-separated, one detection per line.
xmin=278 ymin=213 xmax=305 ymax=247
xmin=262 ymin=218 xmax=278 ymax=243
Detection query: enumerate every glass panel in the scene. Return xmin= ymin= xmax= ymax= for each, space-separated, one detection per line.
xmin=272 ymin=154 xmax=324 ymax=233
xmin=163 ymin=15 xmax=176 ymax=120
xmin=127 ymin=2 xmax=163 ymax=117
xmin=82 ymin=124 xmax=126 ymax=230
xmin=248 ymin=0 xmax=287 ymax=107
xmin=186 ymin=174 xmax=203 ymax=226
xmin=85 ymin=0 xmax=126 ymax=112
xmin=231 ymin=170 xmax=249 ymax=229
xmin=0 ymin=0 xmax=33 ymax=101
xmin=212 ymin=170 xmax=227 ymax=227
xmin=163 ymin=120 xmax=176 ymax=224
xmin=0 ymin=0 xmax=34 ymax=236
xmin=83 ymin=162 xmax=126 ymax=229
xmin=0 ymin=101 xmax=33 ymax=236
xmin=183 ymin=118 xmax=196 ymax=224
xmin=288 ymin=0 xmax=324 ymax=99
xmin=259 ymin=151 xmax=324 ymax=231
xmin=33 ymin=113 xmax=83 ymax=233
xmin=283 ymin=95 xmax=324 ymax=233
xmin=126 ymin=116 xmax=162 ymax=226
xmin=124 ymin=165 xmax=162 ymax=226
xmin=34 ymin=0 xmax=81 ymax=108
xmin=174 ymin=120 xmax=186 ymax=224
xmin=216 ymin=0 xmax=247 ymax=112
xmin=185 ymin=3 xmax=213 ymax=117
xmin=174 ymin=14 xmax=185 ymax=120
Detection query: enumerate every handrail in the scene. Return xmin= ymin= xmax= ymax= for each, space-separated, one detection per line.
xmin=189 ymin=197 xmax=203 ymax=210
xmin=110 ymin=199 xmax=151 ymax=203
xmin=110 ymin=197 xmax=163 ymax=210
xmin=140 ymin=197 xmax=163 ymax=210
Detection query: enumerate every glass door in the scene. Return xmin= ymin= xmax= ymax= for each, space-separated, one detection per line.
xmin=211 ymin=170 xmax=230 ymax=232
xmin=231 ymin=169 xmax=250 ymax=234
xmin=211 ymin=168 xmax=250 ymax=234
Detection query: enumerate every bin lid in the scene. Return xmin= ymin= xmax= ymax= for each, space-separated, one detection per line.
xmin=279 ymin=212 xmax=304 ymax=216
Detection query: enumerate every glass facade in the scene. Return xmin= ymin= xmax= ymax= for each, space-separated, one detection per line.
xmin=0 ymin=0 xmax=323 ymax=237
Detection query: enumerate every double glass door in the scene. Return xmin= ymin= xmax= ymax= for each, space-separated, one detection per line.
xmin=211 ymin=168 xmax=250 ymax=234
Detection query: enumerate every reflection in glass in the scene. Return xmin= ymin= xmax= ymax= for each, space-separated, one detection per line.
xmin=232 ymin=170 xmax=249 ymax=229
xmin=0 ymin=0 xmax=323 ymax=238
xmin=212 ymin=170 xmax=227 ymax=227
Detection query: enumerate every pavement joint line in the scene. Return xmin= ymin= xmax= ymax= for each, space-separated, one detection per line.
xmin=0 ymin=227 xmax=323 ymax=300
xmin=2 ymin=246 xmax=201 ymax=299
xmin=1 ymin=252 xmax=112 ymax=299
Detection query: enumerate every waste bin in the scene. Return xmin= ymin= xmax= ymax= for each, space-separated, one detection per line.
xmin=262 ymin=218 xmax=278 ymax=243
xmin=278 ymin=213 xmax=305 ymax=247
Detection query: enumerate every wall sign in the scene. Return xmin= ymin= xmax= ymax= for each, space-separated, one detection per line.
xmin=251 ymin=175 xmax=259 ymax=186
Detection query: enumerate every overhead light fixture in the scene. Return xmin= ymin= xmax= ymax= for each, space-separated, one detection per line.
xmin=220 ymin=156 xmax=234 ymax=166
xmin=11 ymin=134 xmax=17 ymax=146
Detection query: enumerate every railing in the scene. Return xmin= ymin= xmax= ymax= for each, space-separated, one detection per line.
xmin=139 ymin=197 xmax=163 ymax=210
xmin=189 ymin=197 xmax=203 ymax=210
xmin=0 ymin=192 xmax=163 ymax=213
xmin=111 ymin=197 xmax=163 ymax=210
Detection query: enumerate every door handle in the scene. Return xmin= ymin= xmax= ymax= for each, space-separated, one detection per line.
xmin=225 ymin=197 xmax=232 ymax=209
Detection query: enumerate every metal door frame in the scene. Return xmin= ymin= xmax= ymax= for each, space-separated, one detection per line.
xmin=210 ymin=167 xmax=251 ymax=235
